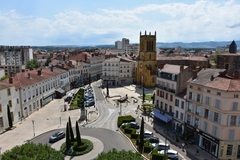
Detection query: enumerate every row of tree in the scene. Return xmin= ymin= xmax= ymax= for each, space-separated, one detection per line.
xmin=65 ymin=117 xmax=82 ymax=150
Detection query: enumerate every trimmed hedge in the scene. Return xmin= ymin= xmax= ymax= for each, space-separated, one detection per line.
xmin=152 ymin=149 xmax=168 ymax=160
xmin=117 ymin=115 xmax=135 ymax=127
xmin=131 ymin=133 xmax=139 ymax=139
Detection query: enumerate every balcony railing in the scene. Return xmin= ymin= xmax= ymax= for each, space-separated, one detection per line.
xmin=155 ymin=84 xmax=175 ymax=93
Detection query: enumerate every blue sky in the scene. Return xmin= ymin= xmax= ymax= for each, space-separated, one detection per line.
xmin=0 ymin=0 xmax=240 ymax=46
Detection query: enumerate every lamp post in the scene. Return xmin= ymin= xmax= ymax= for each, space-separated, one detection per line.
xmin=119 ymin=103 xmax=122 ymax=116
xmin=59 ymin=117 xmax=61 ymax=126
xmin=32 ymin=120 xmax=35 ymax=137
xmin=86 ymin=108 xmax=88 ymax=123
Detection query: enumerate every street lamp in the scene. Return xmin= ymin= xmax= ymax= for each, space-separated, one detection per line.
xmin=86 ymin=108 xmax=88 ymax=123
xmin=32 ymin=120 xmax=35 ymax=137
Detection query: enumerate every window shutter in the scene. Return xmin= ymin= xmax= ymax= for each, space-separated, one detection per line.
xmin=238 ymin=116 xmax=240 ymax=126
xmin=208 ymin=110 xmax=211 ymax=120
xmin=201 ymin=108 xmax=205 ymax=117
xmin=218 ymin=114 xmax=222 ymax=124
xmin=192 ymin=93 xmax=195 ymax=100
xmin=198 ymin=119 xmax=201 ymax=128
xmin=228 ymin=116 xmax=231 ymax=126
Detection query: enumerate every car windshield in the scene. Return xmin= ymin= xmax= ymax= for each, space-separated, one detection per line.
xmin=52 ymin=132 xmax=60 ymax=137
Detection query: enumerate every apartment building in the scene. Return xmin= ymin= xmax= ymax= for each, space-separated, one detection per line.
xmin=154 ymin=64 xmax=192 ymax=131
xmin=0 ymin=82 xmax=21 ymax=133
xmin=0 ymin=46 xmax=33 ymax=75
xmin=102 ymin=57 xmax=136 ymax=85
xmin=125 ymin=44 xmax=139 ymax=55
xmin=88 ymin=55 xmax=105 ymax=82
xmin=186 ymin=68 xmax=240 ymax=159
xmin=122 ymin=38 xmax=129 ymax=50
xmin=4 ymin=67 xmax=68 ymax=118
xmin=115 ymin=41 xmax=122 ymax=49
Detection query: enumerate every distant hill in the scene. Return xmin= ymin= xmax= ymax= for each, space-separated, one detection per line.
xmin=31 ymin=40 xmax=240 ymax=50
xmin=156 ymin=41 xmax=240 ymax=49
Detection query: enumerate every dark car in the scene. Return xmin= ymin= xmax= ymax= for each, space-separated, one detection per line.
xmin=144 ymin=136 xmax=159 ymax=143
xmin=49 ymin=131 xmax=65 ymax=143
xmin=122 ymin=122 xmax=140 ymax=129
xmin=85 ymin=101 xmax=95 ymax=107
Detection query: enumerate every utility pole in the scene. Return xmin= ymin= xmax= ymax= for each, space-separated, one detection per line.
xmin=32 ymin=120 xmax=35 ymax=137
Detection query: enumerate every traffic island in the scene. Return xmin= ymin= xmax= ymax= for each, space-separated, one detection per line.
xmin=60 ymin=138 xmax=93 ymax=156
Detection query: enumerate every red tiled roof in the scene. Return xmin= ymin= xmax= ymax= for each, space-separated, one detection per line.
xmin=1 ymin=67 xmax=68 ymax=89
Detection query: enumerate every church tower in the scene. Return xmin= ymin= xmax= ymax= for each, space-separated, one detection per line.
xmin=135 ymin=31 xmax=157 ymax=87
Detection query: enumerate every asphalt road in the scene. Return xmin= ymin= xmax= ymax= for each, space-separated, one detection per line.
xmin=30 ymin=128 xmax=134 ymax=152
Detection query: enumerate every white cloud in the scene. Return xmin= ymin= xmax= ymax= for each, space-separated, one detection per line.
xmin=0 ymin=0 xmax=240 ymax=45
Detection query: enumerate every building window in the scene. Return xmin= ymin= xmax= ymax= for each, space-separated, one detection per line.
xmin=160 ymin=102 xmax=163 ymax=108
xmin=166 ymin=93 xmax=168 ymax=100
xmin=227 ymin=145 xmax=233 ymax=155
xmin=217 ymin=92 xmax=221 ymax=96
xmin=212 ymin=126 xmax=217 ymax=136
xmin=23 ymin=93 xmax=26 ymax=102
xmin=180 ymin=113 xmax=183 ymax=121
xmin=234 ymin=94 xmax=239 ymax=98
xmin=196 ymin=94 xmax=202 ymax=102
xmin=213 ymin=112 xmax=219 ymax=122
xmin=230 ymin=116 xmax=237 ymax=126
xmin=165 ymin=103 xmax=167 ymax=111
xmin=28 ymin=91 xmax=31 ymax=100
xmin=195 ymin=118 xmax=199 ymax=128
xmin=229 ymin=130 xmax=235 ymax=140
xmin=8 ymin=100 xmax=12 ymax=107
xmin=175 ymin=99 xmax=179 ymax=107
xmin=198 ymin=87 xmax=201 ymax=91
xmin=7 ymin=89 xmax=11 ymax=96
xmin=196 ymin=106 xmax=201 ymax=115
xmin=0 ymin=117 xmax=3 ymax=127
xmin=232 ymin=102 xmax=238 ymax=111
xmin=215 ymin=99 xmax=220 ymax=108
xmin=176 ymin=110 xmax=179 ymax=119
xmin=205 ymin=96 xmax=210 ymax=105
xmin=203 ymin=121 xmax=208 ymax=132
xmin=204 ymin=109 xmax=209 ymax=118
xmin=17 ymin=99 xmax=19 ymax=104
xmin=190 ymin=85 xmax=192 ymax=88
xmin=170 ymin=94 xmax=173 ymax=101
xmin=207 ymin=90 xmax=211 ymax=93
xmin=181 ymin=101 xmax=184 ymax=109
xmin=186 ymin=114 xmax=191 ymax=124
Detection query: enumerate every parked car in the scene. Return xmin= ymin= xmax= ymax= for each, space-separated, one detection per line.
xmin=158 ymin=149 xmax=178 ymax=159
xmin=49 ymin=131 xmax=65 ymax=143
xmin=85 ymin=95 xmax=94 ymax=100
xmin=144 ymin=130 xmax=154 ymax=138
xmin=85 ymin=101 xmax=95 ymax=107
xmin=144 ymin=137 xmax=159 ymax=143
xmin=122 ymin=122 xmax=140 ymax=129
xmin=151 ymin=142 xmax=170 ymax=151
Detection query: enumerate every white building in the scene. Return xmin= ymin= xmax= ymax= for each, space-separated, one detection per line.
xmin=5 ymin=67 xmax=68 ymax=118
xmin=0 ymin=82 xmax=21 ymax=133
xmin=154 ymin=64 xmax=192 ymax=131
xmin=0 ymin=46 xmax=33 ymax=75
xmin=122 ymin=38 xmax=129 ymax=50
xmin=115 ymin=41 xmax=122 ymax=49
xmin=102 ymin=57 xmax=136 ymax=85
xmin=88 ymin=55 xmax=105 ymax=81
xmin=125 ymin=44 xmax=139 ymax=55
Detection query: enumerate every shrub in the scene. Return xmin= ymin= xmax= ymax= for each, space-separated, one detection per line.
xmin=117 ymin=115 xmax=135 ymax=127
xmin=124 ymin=127 xmax=136 ymax=134
xmin=131 ymin=133 xmax=139 ymax=139
xmin=152 ymin=149 xmax=167 ymax=160
xmin=73 ymin=141 xmax=87 ymax=151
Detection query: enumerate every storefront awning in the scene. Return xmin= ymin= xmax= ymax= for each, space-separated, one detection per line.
xmin=43 ymin=90 xmax=55 ymax=99
xmin=56 ymin=88 xmax=65 ymax=94
xmin=152 ymin=110 xmax=172 ymax=123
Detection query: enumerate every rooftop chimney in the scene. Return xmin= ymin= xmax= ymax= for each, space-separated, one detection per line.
xmin=28 ymin=73 xmax=31 ymax=79
xmin=192 ymin=70 xmax=198 ymax=80
xmin=233 ymin=71 xmax=239 ymax=79
xmin=38 ymin=70 xmax=42 ymax=76
xmin=180 ymin=65 xmax=184 ymax=72
xmin=159 ymin=63 xmax=164 ymax=69
xmin=9 ymin=77 xmax=13 ymax=84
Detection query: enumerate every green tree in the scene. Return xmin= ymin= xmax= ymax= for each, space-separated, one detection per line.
xmin=7 ymin=105 xmax=13 ymax=128
xmin=45 ymin=57 xmax=52 ymax=66
xmin=1 ymin=143 xmax=64 ymax=160
xmin=26 ymin=59 xmax=40 ymax=69
xmin=68 ymin=117 xmax=74 ymax=142
xmin=139 ymin=117 xmax=144 ymax=153
xmin=96 ymin=148 xmax=143 ymax=160
xmin=65 ymin=122 xmax=71 ymax=150
xmin=75 ymin=121 xmax=81 ymax=146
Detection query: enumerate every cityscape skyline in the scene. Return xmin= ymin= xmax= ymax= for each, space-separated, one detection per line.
xmin=0 ymin=0 xmax=240 ymax=46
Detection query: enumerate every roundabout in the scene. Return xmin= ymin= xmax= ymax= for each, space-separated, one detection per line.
xmin=51 ymin=135 xmax=104 ymax=160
